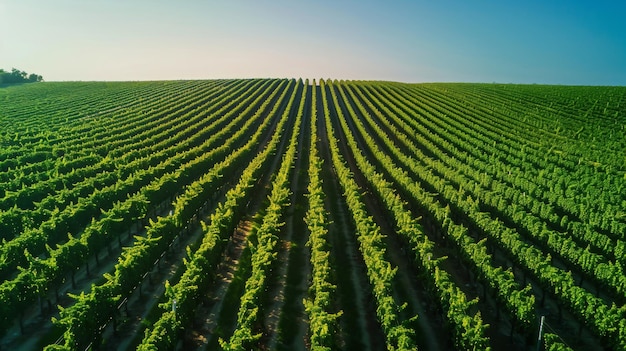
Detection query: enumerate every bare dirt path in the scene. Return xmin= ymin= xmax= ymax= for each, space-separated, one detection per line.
xmin=190 ymin=218 xmax=253 ymax=351
xmin=188 ymin=82 xmax=299 ymax=350
xmin=100 ymin=198 xmax=218 ymax=351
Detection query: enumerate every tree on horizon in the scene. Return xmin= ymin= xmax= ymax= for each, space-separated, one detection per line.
xmin=0 ymin=68 xmax=43 ymax=84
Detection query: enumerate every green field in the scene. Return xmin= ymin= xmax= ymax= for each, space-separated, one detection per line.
xmin=1 ymin=79 xmax=625 ymax=350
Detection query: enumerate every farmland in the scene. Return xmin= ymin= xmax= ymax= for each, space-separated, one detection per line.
xmin=0 ymin=79 xmax=625 ymax=350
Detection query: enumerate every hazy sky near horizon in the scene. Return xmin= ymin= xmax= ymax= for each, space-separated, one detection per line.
xmin=1 ymin=0 xmax=625 ymax=85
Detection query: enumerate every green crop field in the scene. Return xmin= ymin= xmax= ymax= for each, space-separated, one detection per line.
xmin=0 ymin=79 xmax=625 ymax=350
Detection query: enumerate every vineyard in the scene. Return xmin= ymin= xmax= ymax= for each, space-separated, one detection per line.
xmin=0 ymin=79 xmax=625 ymax=351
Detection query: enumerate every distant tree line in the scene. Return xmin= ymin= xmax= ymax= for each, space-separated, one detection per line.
xmin=0 ymin=68 xmax=43 ymax=84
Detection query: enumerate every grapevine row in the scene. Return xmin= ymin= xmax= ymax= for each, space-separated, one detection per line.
xmin=302 ymin=80 xmax=342 ymax=349
xmin=137 ymin=79 xmax=300 ymax=351
xmin=322 ymin=80 xmax=418 ymax=351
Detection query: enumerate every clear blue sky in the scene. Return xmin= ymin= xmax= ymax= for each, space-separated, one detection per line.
xmin=1 ymin=0 xmax=625 ymax=85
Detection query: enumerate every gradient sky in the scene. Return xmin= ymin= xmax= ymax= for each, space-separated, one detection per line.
xmin=1 ymin=0 xmax=625 ymax=85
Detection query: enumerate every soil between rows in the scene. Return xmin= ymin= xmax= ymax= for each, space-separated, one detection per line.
xmin=183 ymin=81 xmax=302 ymax=350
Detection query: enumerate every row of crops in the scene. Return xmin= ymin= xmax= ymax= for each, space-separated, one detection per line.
xmin=0 ymin=79 xmax=625 ymax=350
